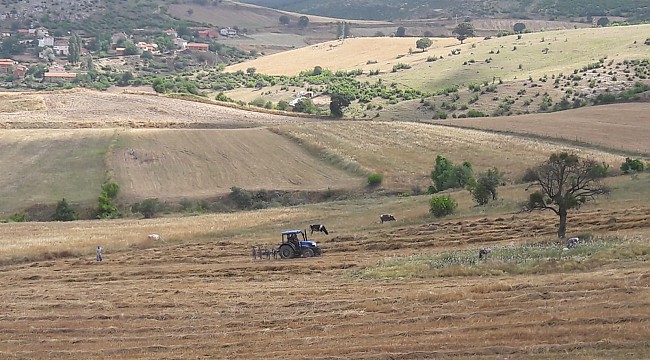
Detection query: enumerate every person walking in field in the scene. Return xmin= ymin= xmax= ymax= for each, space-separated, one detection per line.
xmin=96 ymin=245 xmax=103 ymax=262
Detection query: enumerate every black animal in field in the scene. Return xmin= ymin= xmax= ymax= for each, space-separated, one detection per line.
xmin=380 ymin=214 xmax=396 ymax=224
xmin=478 ymin=247 xmax=492 ymax=259
xmin=309 ymin=224 xmax=329 ymax=235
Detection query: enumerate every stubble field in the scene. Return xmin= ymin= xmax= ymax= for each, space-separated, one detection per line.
xmin=1 ymin=89 xmax=650 ymax=358
xmin=1 ymin=185 xmax=650 ymax=359
xmin=437 ymin=103 xmax=650 ymax=156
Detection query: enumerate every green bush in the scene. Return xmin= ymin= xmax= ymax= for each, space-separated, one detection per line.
xmin=8 ymin=213 xmax=26 ymax=222
xmin=621 ymin=157 xmax=645 ymax=173
xmin=520 ymin=167 xmax=539 ymax=183
xmin=53 ymin=198 xmax=77 ymax=221
xmin=137 ymin=198 xmax=162 ymax=219
xmin=97 ymin=182 xmax=121 ymax=219
xmin=431 ymin=155 xmax=474 ymax=192
xmin=367 ymin=173 xmax=383 ymax=186
xmin=469 ymin=168 xmax=503 ymax=205
xmin=429 ymin=195 xmax=457 ymax=217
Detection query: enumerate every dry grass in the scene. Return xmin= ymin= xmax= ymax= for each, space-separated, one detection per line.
xmin=436 ymin=103 xmax=650 ymax=156
xmin=0 ymin=93 xmax=46 ymax=112
xmin=0 ymin=90 xmax=314 ymax=129
xmin=1 ymin=178 xmax=649 ymax=358
xmin=0 ymin=129 xmax=113 ymax=213
xmin=226 ymin=36 xmax=473 ymax=76
xmin=110 ymin=128 xmax=362 ymax=200
xmin=381 ymin=24 xmax=650 ymax=91
xmin=226 ymin=24 xmax=650 ymax=83
xmin=0 ymin=127 xmax=363 ymax=215
xmin=276 ymin=121 xmax=626 ymax=190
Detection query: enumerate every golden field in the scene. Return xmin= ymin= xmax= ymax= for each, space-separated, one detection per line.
xmin=1 ymin=77 xmax=650 ymax=359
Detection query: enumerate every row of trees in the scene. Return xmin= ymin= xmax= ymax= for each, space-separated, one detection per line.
xmin=429 ymin=155 xmax=503 ymax=206
xmin=278 ymin=15 xmax=309 ymax=28
xmin=428 ymin=152 xmax=612 ymax=238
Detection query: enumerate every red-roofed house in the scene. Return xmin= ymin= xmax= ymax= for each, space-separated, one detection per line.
xmin=163 ymin=29 xmax=178 ymax=38
xmin=187 ymin=43 xmax=209 ymax=51
xmin=0 ymin=59 xmax=16 ymax=73
xmin=197 ymin=29 xmax=219 ymax=39
xmin=43 ymin=72 xmax=78 ymax=82
xmin=12 ymin=64 xmax=27 ymax=78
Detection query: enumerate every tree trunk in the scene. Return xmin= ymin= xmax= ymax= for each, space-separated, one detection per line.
xmin=557 ymin=208 xmax=568 ymax=239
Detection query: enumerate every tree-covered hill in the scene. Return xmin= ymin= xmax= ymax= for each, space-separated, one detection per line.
xmin=240 ymin=0 xmax=650 ymax=22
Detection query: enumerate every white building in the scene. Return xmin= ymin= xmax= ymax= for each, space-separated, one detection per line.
xmin=173 ymin=37 xmax=187 ymax=51
xmin=38 ymin=36 xmax=54 ymax=47
xmin=53 ymin=39 xmax=70 ymax=56
xmin=219 ymin=27 xmax=237 ymax=37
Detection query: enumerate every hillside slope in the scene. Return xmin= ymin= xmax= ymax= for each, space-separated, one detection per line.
xmin=436 ymin=103 xmax=650 ymax=156
xmin=241 ymin=0 xmax=650 ymax=22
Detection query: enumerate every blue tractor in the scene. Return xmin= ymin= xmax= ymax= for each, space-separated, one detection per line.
xmin=278 ymin=229 xmax=322 ymax=259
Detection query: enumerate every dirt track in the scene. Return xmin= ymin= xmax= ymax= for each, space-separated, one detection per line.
xmin=1 ymin=206 xmax=649 ymax=359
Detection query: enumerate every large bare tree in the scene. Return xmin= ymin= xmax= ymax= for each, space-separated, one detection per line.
xmin=525 ymin=152 xmax=609 ymax=238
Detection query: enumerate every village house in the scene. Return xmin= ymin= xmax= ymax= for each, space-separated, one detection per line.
xmin=111 ymin=32 xmax=128 ymax=47
xmin=186 ymin=42 xmax=209 ymax=51
xmin=197 ymin=28 xmax=219 ymax=39
xmin=35 ymin=27 xmax=49 ymax=37
xmin=115 ymin=47 xmax=126 ymax=56
xmin=53 ymin=39 xmax=69 ymax=56
xmin=163 ymin=29 xmax=178 ymax=38
xmin=38 ymin=36 xmax=54 ymax=47
xmin=27 ymin=28 xmax=48 ymax=37
xmin=219 ymin=27 xmax=237 ymax=37
xmin=136 ymin=42 xmax=159 ymax=54
xmin=0 ymin=59 xmax=16 ymax=74
xmin=173 ymin=37 xmax=188 ymax=51
xmin=17 ymin=29 xmax=30 ymax=36
xmin=12 ymin=64 xmax=27 ymax=78
xmin=43 ymin=71 xmax=78 ymax=82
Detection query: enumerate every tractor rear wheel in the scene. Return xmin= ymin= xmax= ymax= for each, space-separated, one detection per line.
xmin=302 ymin=248 xmax=314 ymax=258
xmin=279 ymin=244 xmax=295 ymax=259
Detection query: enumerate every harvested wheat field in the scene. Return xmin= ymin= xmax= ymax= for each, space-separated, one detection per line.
xmin=226 ymin=36 xmax=475 ymax=76
xmin=275 ymin=121 xmax=626 ymax=189
xmin=437 ymin=103 xmax=650 ymax=156
xmin=111 ymin=128 xmax=362 ymax=200
xmin=0 ymin=90 xmax=314 ymax=129
xmin=1 ymin=198 xmax=649 ymax=359
xmin=0 ymin=127 xmax=363 ymax=215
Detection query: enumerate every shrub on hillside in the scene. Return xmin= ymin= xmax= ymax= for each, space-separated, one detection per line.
xmin=97 ymin=182 xmax=121 ymax=219
xmin=429 ymin=195 xmax=457 ymax=217
xmin=367 ymin=173 xmax=383 ymax=186
xmin=135 ymin=198 xmax=162 ymax=219
xmin=621 ymin=157 xmax=645 ymax=173
xmin=53 ymin=198 xmax=77 ymax=221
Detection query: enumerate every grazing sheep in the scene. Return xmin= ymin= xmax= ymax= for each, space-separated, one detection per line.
xmin=479 ymin=247 xmax=492 ymax=259
xmin=148 ymin=234 xmax=161 ymax=241
xmin=309 ymin=224 xmax=329 ymax=235
xmin=380 ymin=214 xmax=396 ymax=224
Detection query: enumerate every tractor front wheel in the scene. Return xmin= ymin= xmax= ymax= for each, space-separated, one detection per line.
xmin=302 ymin=248 xmax=314 ymax=258
xmin=279 ymin=244 xmax=295 ymax=259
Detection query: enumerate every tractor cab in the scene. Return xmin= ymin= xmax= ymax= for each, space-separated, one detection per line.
xmin=278 ymin=229 xmax=322 ymax=259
